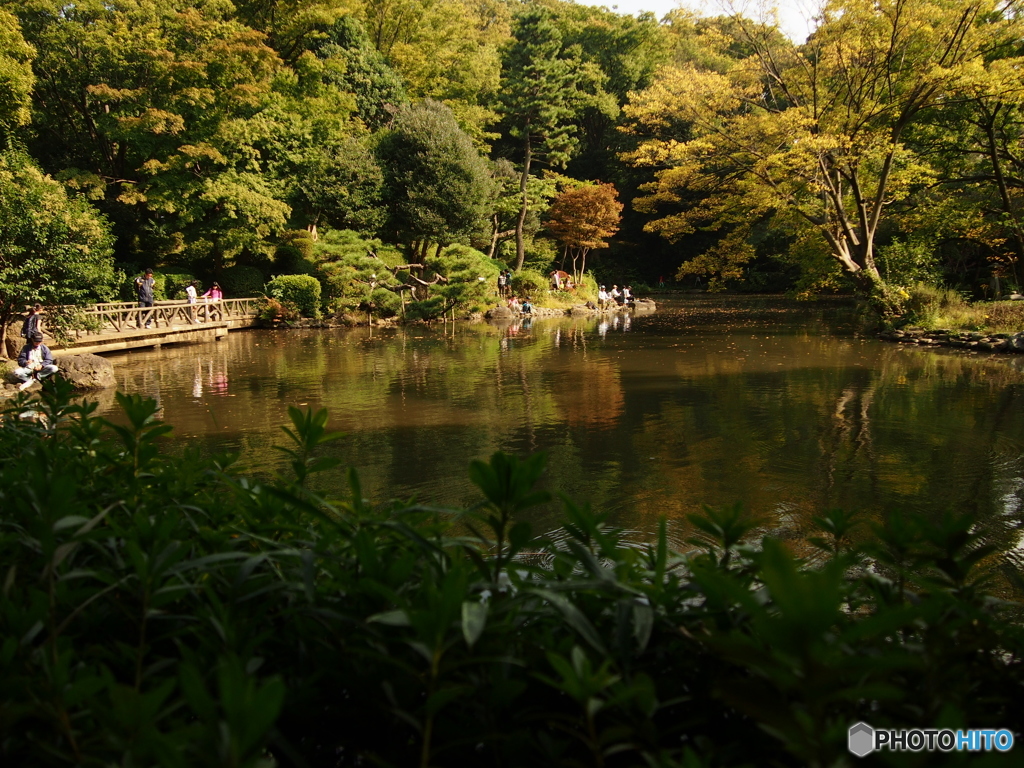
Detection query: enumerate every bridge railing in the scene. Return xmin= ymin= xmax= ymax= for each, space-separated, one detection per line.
xmin=72 ymin=298 xmax=261 ymax=338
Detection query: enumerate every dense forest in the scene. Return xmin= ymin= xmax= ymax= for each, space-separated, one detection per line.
xmin=4 ymin=0 xmax=1024 ymax=325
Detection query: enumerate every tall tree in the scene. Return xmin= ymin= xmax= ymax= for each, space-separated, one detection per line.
xmin=0 ymin=8 xmax=34 ymax=147
xmin=497 ymin=7 xmax=594 ymax=271
xmin=0 ymin=151 xmax=116 ymax=353
xmin=306 ymin=15 xmax=407 ymax=131
xmin=359 ymin=0 xmax=510 ymax=142
xmin=13 ymin=0 xmax=291 ymax=270
xmin=546 ymin=182 xmax=622 ymax=281
xmin=623 ymin=0 xmax=1014 ymax=307
xmin=375 ymin=100 xmax=492 ymax=256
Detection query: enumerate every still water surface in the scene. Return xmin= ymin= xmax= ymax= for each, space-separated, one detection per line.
xmin=98 ymin=296 xmax=1024 ymax=567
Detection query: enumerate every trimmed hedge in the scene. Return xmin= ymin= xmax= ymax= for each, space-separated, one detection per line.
xmin=266 ymin=274 xmax=322 ymax=318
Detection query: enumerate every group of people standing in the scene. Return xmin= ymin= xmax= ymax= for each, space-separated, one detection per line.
xmin=496 ymin=269 xmax=514 ymax=298
xmin=135 ymin=269 xmax=222 ymax=328
xmin=597 ymin=284 xmax=632 ymax=308
xmin=496 ymin=269 xmax=535 ymax=314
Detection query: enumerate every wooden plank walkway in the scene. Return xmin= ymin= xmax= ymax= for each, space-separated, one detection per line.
xmin=53 ymin=298 xmax=260 ymax=355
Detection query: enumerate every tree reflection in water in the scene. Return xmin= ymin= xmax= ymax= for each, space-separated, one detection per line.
xmin=100 ymin=296 xmax=1024 ymax=591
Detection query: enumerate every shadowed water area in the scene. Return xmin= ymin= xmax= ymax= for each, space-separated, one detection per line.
xmin=97 ymin=296 xmax=1024 ymax=576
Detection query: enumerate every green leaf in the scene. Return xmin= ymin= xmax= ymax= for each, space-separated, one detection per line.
xmin=461 ymin=600 xmax=488 ymax=648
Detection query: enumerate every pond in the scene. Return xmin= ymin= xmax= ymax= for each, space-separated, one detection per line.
xmin=98 ymin=295 xmax=1024 ymax=575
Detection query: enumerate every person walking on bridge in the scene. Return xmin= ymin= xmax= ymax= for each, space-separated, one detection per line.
xmin=135 ymin=269 xmax=156 ymax=328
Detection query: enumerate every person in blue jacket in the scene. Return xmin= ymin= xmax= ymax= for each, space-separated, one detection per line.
xmin=14 ymin=332 xmax=58 ymax=391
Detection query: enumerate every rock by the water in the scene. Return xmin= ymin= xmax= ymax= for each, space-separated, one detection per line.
xmin=486 ymin=305 xmax=514 ymax=320
xmin=56 ymin=353 xmax=116 ymax=390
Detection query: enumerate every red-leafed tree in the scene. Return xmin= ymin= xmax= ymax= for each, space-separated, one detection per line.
xmin=546 ymin=182 xmax=623 ymax=282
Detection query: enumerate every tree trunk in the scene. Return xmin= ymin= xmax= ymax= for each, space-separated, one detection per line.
xmin=514 ymin=135 xmax=532 ymax=272
xmin=981 ymin=103 xmax=1024 ymax=288
xmin=488 ymin=215 xmax=500 ymax=259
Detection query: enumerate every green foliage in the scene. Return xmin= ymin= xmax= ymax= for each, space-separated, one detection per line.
xmin=510 ymin=268 xmax=548 ymax=299
xmin=426 ymin=244 xmax=501 ymax=314
xmin=376 ymin=100 xmax=493 ymax=246
xmin=160 ymin=272 xmax=196 ymax=301
xmin=219 ymin=265 xmax=266 ymax=298
xmin=0 ymin=7 xmax=34 ymax=143
xmin=0 ymin=151 xmax=117 ymax=343
xmin=273 ymin=230 xmax=316 ymax=275
xmin=14 ymin=0 xmax=291 ymax=271
xmin=0 ymin=384 xmax=1022 ymax=767
xmin=307 ymin=229 xmax=405 ymax=315
xmin=308 ymin=15 xmax=408 ymax=131
xmin=266 ymin=274 xmax=322 ymax=318
xmin=878 ymin=238 xmax=941 ymax=287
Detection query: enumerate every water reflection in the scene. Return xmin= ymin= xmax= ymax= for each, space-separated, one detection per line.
xmin=98 ymin=296 xmax=1024 ymax=579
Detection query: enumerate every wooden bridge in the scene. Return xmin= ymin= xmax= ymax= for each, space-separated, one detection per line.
xmin=54 ymin=298 xmax=261 ymax=355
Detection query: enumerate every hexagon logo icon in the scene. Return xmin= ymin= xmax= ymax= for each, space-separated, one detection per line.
xmin=848 ymin=722 xmax=875 ymax=757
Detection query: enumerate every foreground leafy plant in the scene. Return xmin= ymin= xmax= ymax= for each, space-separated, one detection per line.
xmin=0 ymin=381 xmax=1021 ymax=767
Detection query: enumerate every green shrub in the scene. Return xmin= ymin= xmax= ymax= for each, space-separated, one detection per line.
xmin=220 ymin=265 xmax=266 ymax=298
xmin=273 ymin=230 xmax=317 ymax=275
xmin=255 ymin=296 xmax=301 ymax=325
xmin=161 ymin=271 xmax=197 ymax=300
xmin=311 ymin=229 xmax=405 ymax=313
xmin=878 ymin=238 xmax=941 ymax=286
xmin=510 ymin=268 xmax=548 ymax=299
xmin=404 ymin=296 xmax=446 ymax=321
xmin=266 ymin=274 xmax=322 ymax=318
xmin=426 ymin=244 xmax=501 ymax=313
xmin=1 ymin=383 xmax=1022 ymax=768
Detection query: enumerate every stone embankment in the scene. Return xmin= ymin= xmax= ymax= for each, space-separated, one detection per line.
xmin=485 ymin=299 xmax=655 ymax=321
xmin=879 ymin=327 xmax=1024 ymax=353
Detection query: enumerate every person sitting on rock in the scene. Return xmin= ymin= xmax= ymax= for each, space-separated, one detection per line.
xmin=14 ymin=331 xmax=58 ymax=391
xmin=521 ymin=297 xmax=533 ymax=315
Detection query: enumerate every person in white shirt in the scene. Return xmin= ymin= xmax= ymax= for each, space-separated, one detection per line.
xmin=185 ymin=281 xmax=199 ymax=322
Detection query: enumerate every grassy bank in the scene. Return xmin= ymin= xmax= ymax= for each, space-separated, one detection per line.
xmin=1 ymin=380 xmax=1022 ymax=767
xmin=901 ymin=284 xmax=1024 ymax=333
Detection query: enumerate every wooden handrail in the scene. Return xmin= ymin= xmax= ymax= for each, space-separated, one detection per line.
xmin=69 ymin=298 xmax=261 ymax=338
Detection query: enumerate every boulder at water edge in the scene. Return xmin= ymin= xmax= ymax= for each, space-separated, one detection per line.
xmin=486 ymin=305 xmax=514 ymax=320
xmin=56 ymin=353 xmax=116 ymax=390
